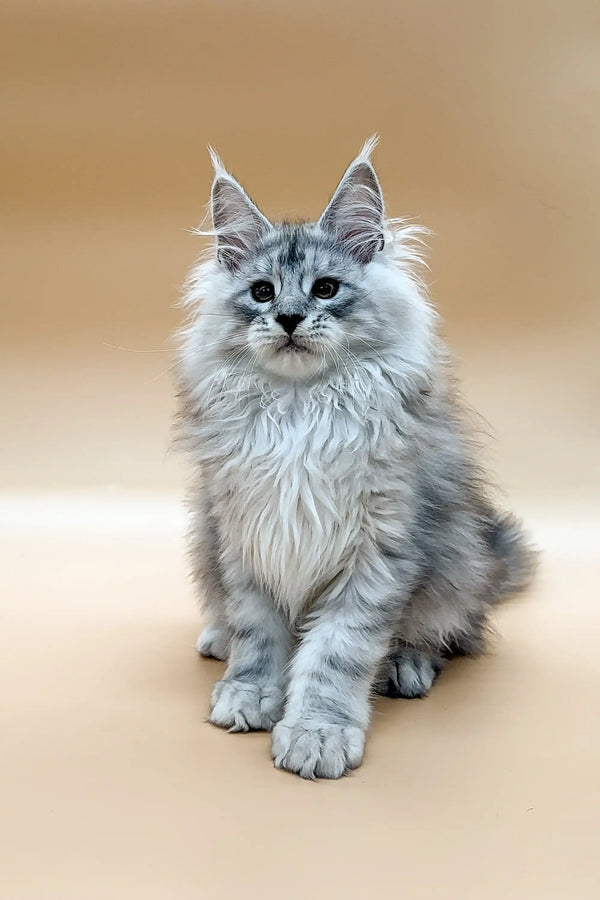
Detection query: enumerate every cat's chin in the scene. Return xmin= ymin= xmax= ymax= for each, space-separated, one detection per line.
xmin=259 ymin=344 xmax=325 ymax=379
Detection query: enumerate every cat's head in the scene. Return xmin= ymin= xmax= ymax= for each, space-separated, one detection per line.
xmin=189 ymin=138 xmax=433 ymax=382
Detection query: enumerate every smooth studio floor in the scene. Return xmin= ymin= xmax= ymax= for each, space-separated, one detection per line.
xmin=1 ymin=497 xmax=598 ymax=899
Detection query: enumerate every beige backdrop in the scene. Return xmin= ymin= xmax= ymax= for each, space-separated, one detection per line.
xmin=1 ymin=2 xmax=599 ymax=898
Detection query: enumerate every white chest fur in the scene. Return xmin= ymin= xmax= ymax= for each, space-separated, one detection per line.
xmin=201 ymin=381 xmax=378 ymax=620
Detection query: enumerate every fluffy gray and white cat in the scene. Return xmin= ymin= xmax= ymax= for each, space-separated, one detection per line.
xmin=176 ymin=137 xmax=535 ymax=779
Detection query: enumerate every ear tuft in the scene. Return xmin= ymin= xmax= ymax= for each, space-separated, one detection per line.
xmin=356 ymin=133 xmax=380 ymax=162
xmin=319 ymin=137 xmax=385 ymax=264
xmin=207 ymin=145 xmax=229 ymax=181
xmin=208 ymin=148 xmax=271 ymax=270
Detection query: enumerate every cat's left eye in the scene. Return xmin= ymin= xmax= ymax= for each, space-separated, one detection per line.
xmin=251 ymin=280 xmax=275 ymax=303
xmin=311 ymin=278 xmax=340 ymax=300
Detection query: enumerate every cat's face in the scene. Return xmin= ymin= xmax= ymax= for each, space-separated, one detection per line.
xmin=200 ymin=138 xmax=409 ymax=380
xmin=218 ymin=223 xmax=385 ymax=378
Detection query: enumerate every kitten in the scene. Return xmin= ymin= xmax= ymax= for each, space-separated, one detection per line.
xmin=176 ymin=137 xmax=535 ymax=779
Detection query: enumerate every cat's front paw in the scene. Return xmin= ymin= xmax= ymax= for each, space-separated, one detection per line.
xmin=271 ymin=718 xmax=365 ymax=779
xmin=209 ymin=679 xmax=284 ymax=732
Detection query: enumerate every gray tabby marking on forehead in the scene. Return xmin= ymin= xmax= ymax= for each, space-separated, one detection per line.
xmin=274 ymin=229 xmax=306 ymax=270
xmin=256 ymin=225 xmax=308 ymax=270
xmin=257 ymin=224 xmax=340 ymax=266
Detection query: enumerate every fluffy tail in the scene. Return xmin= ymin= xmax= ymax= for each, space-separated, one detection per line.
xmin=487 ymin=511 xmax=538 ymax=601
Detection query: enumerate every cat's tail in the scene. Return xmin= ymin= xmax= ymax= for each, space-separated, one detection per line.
xmin=487 ymin=511 xmax=539 ymax=601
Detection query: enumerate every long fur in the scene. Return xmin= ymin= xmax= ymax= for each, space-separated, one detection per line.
xmin=175 ymin=139 xmax=536 ymax=778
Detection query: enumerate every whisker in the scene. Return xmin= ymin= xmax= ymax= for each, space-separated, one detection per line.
xmin=102 ymin=342 xmax=175 ymax=354
xmin=151 ymin=362 xmax=176 ymax=383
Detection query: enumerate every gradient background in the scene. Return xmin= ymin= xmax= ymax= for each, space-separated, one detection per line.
xmin=1 ymin=2 xmax=599 ymax=898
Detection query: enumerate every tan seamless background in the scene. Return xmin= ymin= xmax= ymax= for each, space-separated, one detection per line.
xmin=1 ymin=2 xmax=599 ymax=898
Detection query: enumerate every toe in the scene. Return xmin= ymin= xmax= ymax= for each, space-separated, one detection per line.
xmin=315 ymin=730 xmax=348 ymax=779
xmin=272 ymin=721 xmax=365 ymax=779
xmin=376 ymin=649 xmax=443 ymax=698
xmin=209 ymin=679 xmax=283 ymax=731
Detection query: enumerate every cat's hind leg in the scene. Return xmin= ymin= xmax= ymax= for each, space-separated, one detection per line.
xmin=196 ymin=619 xmax=231 ymax=661
xmin=189 ymin=490 xmax=233 ymax=661
xmin=374 ymin=644 xmax=444 ymax=698
xmin=378 ymin=575 xmax=490 ymax=700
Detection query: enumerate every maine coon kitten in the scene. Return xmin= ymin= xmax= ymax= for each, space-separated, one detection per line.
xmin=176 ymin=137 xmax=535 ymax=779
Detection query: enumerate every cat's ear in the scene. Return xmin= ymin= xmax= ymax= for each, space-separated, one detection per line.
xmin=209 ymin=148 xmax=272 ymax=270
xmin=319 ymin=136 xmax=385 ymax=264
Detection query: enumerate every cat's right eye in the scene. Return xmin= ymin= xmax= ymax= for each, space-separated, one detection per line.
xmin=251 ymin=281 xmax=275 ymax=303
